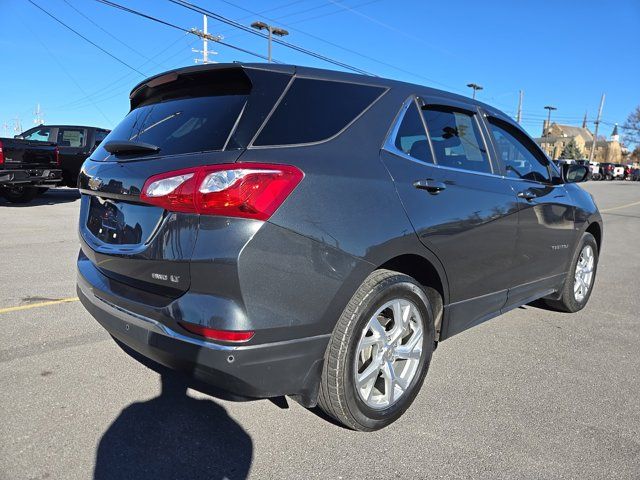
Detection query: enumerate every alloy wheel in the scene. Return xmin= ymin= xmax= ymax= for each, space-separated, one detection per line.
xmin=354 ymin=298 xmax=424 ymax=410
xmin=574 ymin=244 xmax=595 ymax=302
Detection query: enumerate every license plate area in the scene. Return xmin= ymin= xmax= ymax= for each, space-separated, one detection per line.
xmin=86 ymin=196 xmax=164 ymax=246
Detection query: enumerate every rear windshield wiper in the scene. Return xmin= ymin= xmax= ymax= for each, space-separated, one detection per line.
xmin=104 ymin=140 xmax=160 ymax=156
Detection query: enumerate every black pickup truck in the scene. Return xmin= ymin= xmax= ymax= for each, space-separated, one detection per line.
xmin=0 ymin=136 xmax=61 ymax=203
xmin=16 ymin=125 xmax=110 ymax=188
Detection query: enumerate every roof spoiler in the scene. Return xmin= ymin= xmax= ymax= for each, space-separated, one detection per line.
xmin=129 ymin=63 xmax=295 ymax=109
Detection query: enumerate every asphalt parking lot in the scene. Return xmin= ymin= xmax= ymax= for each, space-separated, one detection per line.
xmin=1 ymin=182 xmax=639 ymax=480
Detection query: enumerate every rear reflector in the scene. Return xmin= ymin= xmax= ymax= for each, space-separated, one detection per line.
xmin=179 ymin=322 xmax=255 ymax=343
xmin=140 ymin=163 xmax=303 ymax=220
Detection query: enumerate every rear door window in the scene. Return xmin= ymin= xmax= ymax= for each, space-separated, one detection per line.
xmin=92 ymin=95 xmax=247 ymax=160
xmin=253 ymin=78 xmax=385 ymax=146
xmin=421 ymin=106 xmax=491 ymax=173
xmin=57 ymin=128 xmax=86 ymax=147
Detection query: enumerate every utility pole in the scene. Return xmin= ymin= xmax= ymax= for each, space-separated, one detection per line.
xmin=33 ymin=103 xmax=44 ymax=125
xmin=516 ymin=90 xmax=523 ymax=124
xmin=589 ymin=93 xmax=605 ymax=162
xmin=190 ymin=15 xmax=221 ymax=64
xmin=12 ymin=116 xmax=23 ymax=135
xmin=544 ymin=105 xmax=557 ymax=136
xmin=466 ymin=83 xmax=483 ymax=99
xmin=251 ymin=21 xmax=289 ymax=62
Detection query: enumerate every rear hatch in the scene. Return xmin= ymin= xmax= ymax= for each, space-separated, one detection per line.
xmin=78 ymin=65 xmax=293 ymax=297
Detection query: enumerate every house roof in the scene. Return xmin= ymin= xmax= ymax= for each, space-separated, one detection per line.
xmin=549 ymin=124 xmax=594 ymax=142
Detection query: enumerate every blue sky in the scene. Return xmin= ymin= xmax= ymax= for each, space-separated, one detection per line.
xmin=1 ymin=0 xmax=638 ymax=141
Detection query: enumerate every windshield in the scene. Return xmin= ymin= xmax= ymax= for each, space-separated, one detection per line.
xmin=92 ymin=94 xmax=247 ymax=160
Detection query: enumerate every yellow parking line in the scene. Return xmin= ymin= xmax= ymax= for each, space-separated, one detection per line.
xmin=0 ymin=297 xmax=79 ymax=314
xmin=601 ymin=200 xmax=640 ymax=213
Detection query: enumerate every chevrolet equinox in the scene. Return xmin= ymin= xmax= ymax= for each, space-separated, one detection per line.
xmin=77 ymin=63 xmax=602 ymax=431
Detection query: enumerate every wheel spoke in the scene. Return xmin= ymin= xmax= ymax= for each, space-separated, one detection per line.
xmin=359 ymin=334 xmax=382 ymax=350
xmin=369 ymin=317 xmax=387 ymax=342
xmin=381 ymin=360 xmax=396 ymax=404
xmin=395 ymin=345 xmax=421 ymax=360
xmin=357 ymin=360 xmax=381 ymax=387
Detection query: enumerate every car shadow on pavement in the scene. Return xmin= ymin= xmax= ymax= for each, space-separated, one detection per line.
xmin=0 ymin=188 xmax=80 ymax=206
xmin=94 ymin=372 xmax=253 ymax=480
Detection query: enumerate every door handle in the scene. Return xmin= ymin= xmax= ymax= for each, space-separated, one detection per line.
xmin=413 ymin=179 xmax=447 ymax=194
xmin=517 ymin=189 xmax=537 ymax=201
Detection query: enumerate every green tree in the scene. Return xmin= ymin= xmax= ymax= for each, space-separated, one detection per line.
xmin=560 ymin=139 xmax=583 ymax=159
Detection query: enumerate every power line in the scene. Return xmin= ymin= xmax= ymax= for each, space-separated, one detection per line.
xmin=61 ymin=0 xmax=162 ymax=67
xmin=212 ymin=0 xmax=460 ymax=92
xmin=53 ymin=35 xmax=199 ymax=112
xmin=51 ymin=34 xmax=191 ymax=111
xmin=219 ymin=0 xmax=384 ymax=39
xmin=95 ymin=0 xmax=275 ymax=62
xmin=15 ymin=7 xmax=114 ymax=126
xmin=166 ymin=0 xmax=376 ymax=75
xmin=27 ymin=0 xmax=146 ymax=77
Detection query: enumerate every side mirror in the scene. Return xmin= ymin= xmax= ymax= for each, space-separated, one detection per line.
xmin=563 ymin=164 xmax=589 ymax=183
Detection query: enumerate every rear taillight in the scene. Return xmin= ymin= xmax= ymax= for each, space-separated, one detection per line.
xmin=54 ymin=146 xmax=60 ymax=166
xmin=0 ymin=140 xmax=4 ymax=166
xmin=179 ymin=321 xmax=254 ymax=343
xmin=140 ymin=163 xmax=303 ymax=220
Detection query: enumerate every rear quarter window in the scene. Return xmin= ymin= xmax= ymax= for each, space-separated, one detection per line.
xmin=253 ymin=78 xmax=385 ymax=146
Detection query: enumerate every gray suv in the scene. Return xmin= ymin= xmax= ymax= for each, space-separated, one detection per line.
xmin=77 ymin=63 xmax=602 ymax=430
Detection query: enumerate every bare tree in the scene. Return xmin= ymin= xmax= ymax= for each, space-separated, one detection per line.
xmin=623 ymin=106 xmax=640 ymax=146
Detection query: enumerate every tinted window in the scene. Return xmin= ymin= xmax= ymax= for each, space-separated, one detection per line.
xmin=422 ymin=107 xmax=490 ymax=173
xmin=57 ymin=128 xmax=86 ymax=147
xmin=94 ymin=130 xmax=108 ymax=144
xmin=23 ymin=127 xmax=51 ymax=142
xmin=393 ymin=101 xmax=431 ymax=163
xmin=92 ymin=95 xmax=247 ymax=160
xmin=488 ymin=119 xmax=550 ymax=183
xmin=254 ymin=78 xmax=384 ymax=146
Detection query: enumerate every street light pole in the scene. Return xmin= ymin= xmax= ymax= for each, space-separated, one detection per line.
xmin=250 ymin=21 xmax=289 ymax=62
xmin=544 ymin=105 xmax=557 ymax=136
xmin=466 ymin=83 xmax=483 ymax=99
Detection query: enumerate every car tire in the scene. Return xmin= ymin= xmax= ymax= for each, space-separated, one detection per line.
xmin=0 ymin=186 xmax=39 ymax=203
xmin=545 ymin=232 xmax=598 ymax=313
xmin=317 ymin=269 xmax=436 ymax=431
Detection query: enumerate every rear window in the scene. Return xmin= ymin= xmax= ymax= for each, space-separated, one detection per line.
xmin=57 ymin=128 xmax=86 ymax=147
xmin=92 ymin=95 xmax=247 ymax=160
xmin=253 ymin=78 xmax=385 ymax=146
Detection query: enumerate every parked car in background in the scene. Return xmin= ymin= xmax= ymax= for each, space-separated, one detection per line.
xmin=611 ymin=164 xmax=625 ymax=180
xmin=589 ymin=162 xmax=601 ymax=180
xmin=599 ymin=162 xmax=615 ymax=180
xmin=623 ymin=164 xmax=634 ymax=180
xmin=16 ymin=125 xmax=110 ymax=188
xmin=0 ymin=135 xmax=61 ymax=203
xmin=76 ymin=63 xmax=603 ymax=431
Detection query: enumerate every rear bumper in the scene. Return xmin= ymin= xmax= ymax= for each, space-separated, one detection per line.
xmin=0 ymin=168 xmax=62 ymax=186
xmin=77 ymin=259 xmax=329 ymax=405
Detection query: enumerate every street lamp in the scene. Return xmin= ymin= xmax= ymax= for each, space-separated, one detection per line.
xmin=466 ymin=83 xmax=483 ymax=99
xmin=251 ymin=21 xmax=289 ymax=63
xmin=544 ymin=105 xmax=557 ymax=136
